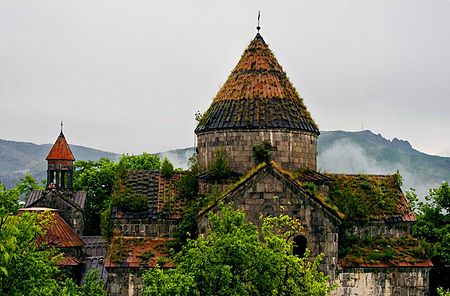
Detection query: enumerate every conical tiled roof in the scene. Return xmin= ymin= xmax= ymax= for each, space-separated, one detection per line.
xmin=46 ymin=132 xmax=75 ymax=161
xmin=195 ymin=33 xmax=319 ymax=134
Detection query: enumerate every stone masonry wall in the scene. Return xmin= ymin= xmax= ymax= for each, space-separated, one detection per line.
xmin=197 ymin=129 xmax=317 ymax=174
xmin=333 ymin=267 xmax=431 ymax=296
xmin=198 ymin=167 xmax=341 ymax=279
xmin=345 ymin=221 xmax=413 ymax=239
xmin=33 ymin=192 xmax=84 ymax=235
xmin=107 ymin=268 xmax=143 ymax=296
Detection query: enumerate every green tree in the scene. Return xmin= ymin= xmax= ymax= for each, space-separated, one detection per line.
xmin=208 ymin=148 xmax=231 ymax=179
xmin=161 ymin=157 xmax=175 ymax=178
xmin=143 ymin=204 xmax=335 ymax=296
xmin=118 ymin=153 xmax=161 ymax=171
xmin=412 ymin=182 xmax=450 ymax=294
xmin=74 ymin=153 xmax=162 ymax=235
xmin=73 ymin=158 xmax=118 ymax=235
xmin=252 ymin=140 xmax=272 ymax=164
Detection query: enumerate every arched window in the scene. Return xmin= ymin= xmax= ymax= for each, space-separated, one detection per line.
xmin=293 ymin=235 xmax=307 ymax=257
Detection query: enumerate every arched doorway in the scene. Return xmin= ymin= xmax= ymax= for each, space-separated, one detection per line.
xmin=293 ymin=235 xmax=307 ymax=257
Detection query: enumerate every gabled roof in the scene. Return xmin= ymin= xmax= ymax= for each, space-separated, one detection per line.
xmin=25 ymin=190 xmax=86 ymax=210
xmin=325 ymin=173 xmax=416 ymax=221
xmin=198 ymin=162 xmax=343 ymax=221
xmin=46 ymin=132 xmax=75 ymax=161
xmin=19 ymin=208 xmax=84 ymax=248
xmin=195 ymin=33 xmax=319 ymax=134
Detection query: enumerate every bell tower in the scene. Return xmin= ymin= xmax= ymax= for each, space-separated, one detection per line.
xmin=46 ymin=124 xmax=75 ymax=190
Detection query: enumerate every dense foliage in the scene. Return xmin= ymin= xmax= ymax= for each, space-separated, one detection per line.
xmin=74 ymin=153 xmax=161 ymax=235
xmin=328 ymin=174 xmax=399 ymax=220
xmin=410 ymin=182 xmax=450 ymax=293
xmin=74 ymin=158 xmax=118 ymax=235
xmin=0 ymin=178 xmax=105 ymax=295
xmin=143 ymin=204 xmax=335 ymax=296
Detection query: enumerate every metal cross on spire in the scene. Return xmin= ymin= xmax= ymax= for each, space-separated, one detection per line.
xmin=60 ymin=121 xmax=63 ymax=133
xmin=257 ymin=11 xmax=261 ymax=32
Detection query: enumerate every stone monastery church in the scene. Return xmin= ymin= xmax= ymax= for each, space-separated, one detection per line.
xmin=26 ymin=29 xmax=432 ymax=296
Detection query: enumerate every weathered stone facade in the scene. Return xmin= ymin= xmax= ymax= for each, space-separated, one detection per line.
xmin=27 ymin=190 xmax=85 ymax=235
xmin=345 ymin=220 xmax=413 ymax=239
xmin=107 ymin=268 xmax=144 ymax=296
xmin=197 ymin=164 xmax=341 ymax=279
xmin=333 ymin=267 xmax=431 ymax=296
xmin=196 ymin=129 xmax=318 ymax=174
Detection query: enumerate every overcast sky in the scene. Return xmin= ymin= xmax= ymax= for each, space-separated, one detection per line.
xmin=1 ymin=0 xmax=450 ymax=156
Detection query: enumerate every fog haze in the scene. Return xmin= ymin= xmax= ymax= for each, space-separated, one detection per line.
xmin=1 ymin=0 xmax=449 ymax=156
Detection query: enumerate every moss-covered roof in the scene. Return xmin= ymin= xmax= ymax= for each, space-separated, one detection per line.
xmin=195 ymin=33 xmax=318 ymax=134
xmin=198 ymin=162 xmax=344 ymax=220
xmin=325 ymin=173 xmax=415 ymax=221
xmin=111 ymin=170 xmax=183 ymax=219
xmin=338 ymin=234 xmax=432 ymax=268
xmin=105 ymin=237 xmax=175 ymax=268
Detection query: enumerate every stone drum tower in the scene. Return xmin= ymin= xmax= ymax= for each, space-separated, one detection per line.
xmin=195 ymin=32 xmax=319 ymax=174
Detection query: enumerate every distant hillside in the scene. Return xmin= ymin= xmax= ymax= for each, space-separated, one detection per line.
xmin=1 ymin=130 xmax=449 ymax=198
xmin=317 ymin=130 xmax=450 ymax=197
xmin=0 ymin=139 xmax=120 ymax=188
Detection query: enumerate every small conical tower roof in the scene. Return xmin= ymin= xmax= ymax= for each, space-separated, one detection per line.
xmin=195 ymin=33 xmax=319 ymax=134
xmin=46 ymin=131 xmax=75 ymax=161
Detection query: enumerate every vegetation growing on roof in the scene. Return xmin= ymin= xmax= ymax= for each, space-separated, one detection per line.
xmin=338 ymin=232 xmax=427 ymax=267
xmin=208 ymin=147 xmax=231 ymax=180
xmin=327 ymin=174 xmax=401 ymax=220
xmin=253 ymin=141 xmax=272 ymax=164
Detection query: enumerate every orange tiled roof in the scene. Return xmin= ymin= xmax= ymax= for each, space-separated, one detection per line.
xmin=20 ymin=208 xmax=84 ymax=248
xmin=46 ymin=132 xmax=75 ymax=161
xmin=195 ymin=33 xmax=318 ymax=134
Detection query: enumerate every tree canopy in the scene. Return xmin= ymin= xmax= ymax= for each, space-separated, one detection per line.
xmin=0 ymin=177 xmax=105 ymax=295
xmin=410 ymin=182 xmax=450 ymax=294
xmin=143 ymin=204 xmax=335 ymax=296
xmin=74 ymin=153 xmax=162 ymax=235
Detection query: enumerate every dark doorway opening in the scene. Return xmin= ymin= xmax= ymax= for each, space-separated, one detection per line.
xmin=293 ymin=235 xmax=307 ymax=257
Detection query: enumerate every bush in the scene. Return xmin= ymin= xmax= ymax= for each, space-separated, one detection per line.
xmin=208 ymin=147 xmax=231 ymax=179
xmin=112 ymin=192 xmax=149 ymax=212
xmin=252 ymin=141 xmax=272 ymax=164
xmin=161 ymin=158 xmax=174 ymax=178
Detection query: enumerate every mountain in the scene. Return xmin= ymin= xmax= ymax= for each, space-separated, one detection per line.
xmin=317 ymin=130 xmax=450 ymax=197
xmin=1 ymin=130 xmax=449 ymax=198
xmin=0 ymin=139 xmax=120 ymax=189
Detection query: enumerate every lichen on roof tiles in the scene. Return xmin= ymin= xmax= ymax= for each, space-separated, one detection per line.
xmin=195 ymin=33 xmax=318 ymax=134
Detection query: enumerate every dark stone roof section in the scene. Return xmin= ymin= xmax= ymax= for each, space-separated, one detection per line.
xmin=195 ymin=33 xmax=318 ymax=134
xmin=195 ymin=98 xmax=319 ymax=133
xmin=25 ymin=190 xmax=86 ymax=210
xmin=26 ymin=190 xmax=44 ymax=207
xmin=297 ymin=170 xmax=333 ymax=183
xmin=82 ymin=236 xmax=108 ymax=257
xmin=111 ymin=170 xmax=182 ymax=220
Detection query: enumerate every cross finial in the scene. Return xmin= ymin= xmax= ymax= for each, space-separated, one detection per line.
xmin=257 ymin=11 xmax=261 ymax=32
xmin=60 ymin=121 xmax=63 ymax=133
